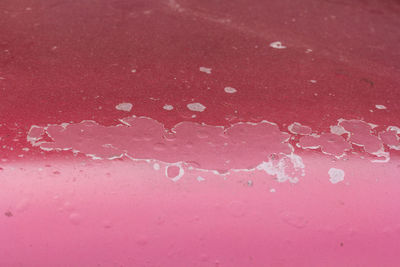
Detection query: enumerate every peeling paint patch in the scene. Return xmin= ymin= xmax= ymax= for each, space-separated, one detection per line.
xmin=288 ymin=122 xmax=312 ymax=135
xmin=328 ymin=168 xmax=345 ymax=184
xmin=379 ymin=126 xmax=400 ymax=150
xmin=115 ymin=103 xmax=133 ymax=112
xmin=339 ymin=119 xmax=383 ymax=154
xmin=187 ymin=103 xmax=206 ymax=112
xmin=298 ymin=133 xmax=351 ymax=157
xmin=224 ymin=87 xmax=237 ymax=94
xmin=27 ymin=116 xmax=303 ymax=183
xmin=27 ymin=115 xmax=399 ymax=183
xmin=330 ymin=125 xmax=349 ymax=136
xmin=199 ymin=67 xmax=212 ymax=74
xmin=269 ymin=41 xmax=286 ymax=49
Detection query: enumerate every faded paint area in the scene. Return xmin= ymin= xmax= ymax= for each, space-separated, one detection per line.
xmin=27 ymin=116 xmax=304 ymax=182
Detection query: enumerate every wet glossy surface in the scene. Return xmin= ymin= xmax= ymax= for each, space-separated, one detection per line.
xmin=1 ymin=0 xmax=400 ymax=266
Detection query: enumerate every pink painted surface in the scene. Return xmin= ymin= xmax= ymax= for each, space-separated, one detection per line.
xmin=1 ymin=0 xmax=400 ymax=266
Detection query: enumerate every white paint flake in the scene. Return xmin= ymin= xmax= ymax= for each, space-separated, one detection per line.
xmin=199 ymin=67 xmax=212 ymax=74
xmin=163 ymin=104 xmax=174 ymax=111
xmin=328 ymin=168 xmax=345 ymax=184
xmin=269 ymin=41 xmax=287 ymax=49
xmin=375 ymin=105 xmax=387 ymax=110
xmin=256 ymin=153 xmax=305 ymax=183
xmin=224 ymin=87 xmax=237 ymax=94
xmin=197 ymin=176 xmax=205 ymax=182
xmin=115 ymin=103 xmax=133 ymax=112
xmin=153 ymin=163 xmax=160 ymax=170
xmin=187 ymin=102 xmax=206 ymax=112
xmin=309 ymin=80 xmax=317 ymax=83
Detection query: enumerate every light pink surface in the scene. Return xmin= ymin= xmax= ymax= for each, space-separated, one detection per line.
xmin=1 ymin=156 xmax=400 ymax=267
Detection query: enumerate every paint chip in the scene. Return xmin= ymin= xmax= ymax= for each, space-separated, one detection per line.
xmin=224 ymin=87 xmax=237 ymax=94
xmin=115 ymin=103 xmax=133 ymax=112
xmin=163 ymin=104 xmax=174 ymax=111
xmin=328 ymin=168 xmax=345 ymax=184
xmin=187 ymin=103 xmax=206 ymax=112
xmin=269 ymin=41 xmax=287 ymax=49
xmin=199 ymin=67 xmax=212 ymax=74
xmin=197 ymin=176 xmax=205 ymax=182
xmin=375 ymin=105 xmax=387 ymax=110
